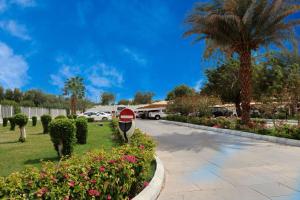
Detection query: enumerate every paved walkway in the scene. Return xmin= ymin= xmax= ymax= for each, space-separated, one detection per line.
xmin=136 ymin=119 xmax=300 ymax=200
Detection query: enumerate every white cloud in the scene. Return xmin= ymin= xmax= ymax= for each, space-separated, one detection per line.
xmin=194 ymin=80 xmax=203 ymax=92
xmin=0 ymin=20 xmax=31 ymax=40
xmin=123 ymin=47 xmax=147 ymax=65
xmin=0 ymin=41 xmax=29 ymax=88
xmin=50 ymin=62 xmax=123 ymax=102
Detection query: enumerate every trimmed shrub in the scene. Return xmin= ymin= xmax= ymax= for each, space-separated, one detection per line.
xmin=87 ymin=117 xmax=94 ymax=123
xmin=14 ymin=113 xmax=28 ymax=142
xmin=32 ymin=116 xmax=37 ymax=126
xmin=67 ymin=114 xmax=77 ymax=119
xmin=0 ymin=129 xmax=155 ymax=199
xmin=8 ymin=117 xmax=15 ymax=131
xmin=75 ymin=117 xmax=88 ymax=144
xmin=41 ymin=115 xmax=52 ymax=134
xmin=49 ymin=119 xmax=75 ymax=157
xmin=55 ymin=115 xmax=67 ymax=119
xmin=2 ymin=118 xmax=8 ymax=127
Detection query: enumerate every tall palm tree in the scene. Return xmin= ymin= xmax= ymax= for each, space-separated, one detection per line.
xmin=184 ymin=0 xmax=300 ymax=124
xmin=63 ymin=76 xmax=85 ymax=115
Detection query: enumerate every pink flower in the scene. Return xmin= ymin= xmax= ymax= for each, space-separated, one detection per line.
xmin=123 ymin=155 xmax=137 ymax=163
xmin=107 ymin=194 xmax=112 ymax=200
xmin=68 ymin=181 xmax=75 ymax=187
xmin=139 ymin=145 xmax=145 ymax=150
xmin=143 ymin=181 xmax=149 ymax=188
xmin=109 ymin=159 xmax=116 ymax=164
xmin=99 ymin=166 xmax=105 ymax=172
xmin=88 ymin=189 xmax=100 ymax=197
xmin=90 ymin=179 xmax=97 ymax=184
xmin=36 ymin=187 xmax=48 ymax=197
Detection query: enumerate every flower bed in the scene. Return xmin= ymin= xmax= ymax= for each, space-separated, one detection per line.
xmin=0 ymin=120 xmax=156 ymax=199
xmin=164 ymin=115 xmax=300 ymax=140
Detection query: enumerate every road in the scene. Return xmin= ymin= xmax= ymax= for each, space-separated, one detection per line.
xmin=136 ymin=119 xmax=300 ymax=200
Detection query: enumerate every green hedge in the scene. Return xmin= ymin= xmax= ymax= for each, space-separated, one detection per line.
xmin=49 ymin=119 xmax=75 ymax=157
xmin=0 ymin=127 xmax=156 ymax=199
xmin=2 ymin=118 xmax=8 ymax=127
xmin=41 ymin=115 xmax=52 ymax=134
xmin=8 ymin=117 xmax=15 ymax=131
xmin=75 ymin=117 xmax=88 ymax=144
xmin=32 ymin=116 xmax=37 ymax=126
xmin=87 ymin=117 xmax=94 ymax=123
xmin=55 ymin=115 xmax=67 ymax=119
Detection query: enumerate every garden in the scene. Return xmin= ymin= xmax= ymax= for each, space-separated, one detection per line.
xmin=0 ymin=115 xmax=156 ymax=199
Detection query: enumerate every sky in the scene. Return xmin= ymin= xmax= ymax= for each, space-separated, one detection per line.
xmin=0 ymin=0 xmax=299 ymax=102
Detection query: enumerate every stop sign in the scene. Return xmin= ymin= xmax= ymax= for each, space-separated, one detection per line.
xmin=119 ymin=108 xmax=135 ymax=122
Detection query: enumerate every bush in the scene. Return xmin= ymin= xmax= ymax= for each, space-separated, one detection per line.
xmin=8 ymin=117 xmax=15 ymax=131
xmin=67 ymin=114 xmax=77 ymax=119
xmin=87 ymin=117 xmax=94 ymax=123
xmin=49 ymin=119 xmax=75 ymax=157
xmin=75 ymin=117 xmax=88 ymax=144
xmin=0 ymin=129 xmax=155 ymax=199
xmin=55 ymin=115 xmax=67 ymax=119
xmin=2 ymin=118 xmax=8 ymax=127
xmin=32 ymin=116 xmax=37 ymax=126
xmin=41 ymin=115 xmax=52 ymax=134
xmin=14 ymin=113 xmax=29 ymax=142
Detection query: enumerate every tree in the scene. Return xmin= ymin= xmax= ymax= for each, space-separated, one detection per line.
xmin=185 ymin=0 xmax=300 ymax=124
xmin=100 ymin=92 xmax=115 ymax=105
xmin=63 ymin=77 xmax=85 ymax=115
xmin=5 ymin=89 xmax=14 ymax=100
xmin=13 ymin=88 xmax=23 ymax=103
xmin=118 ymin=99 xmax=131 ymax=105
xmin=23 ymin=90 xmax=47 ymax=107
xmin=133 ymin=92 xmax=154 ymax=105
xmin=166 ymin=85 xmax=195 ymax=100
xmin=0 ymin=86 xmax=4 ymax=101
xmin=201 ymin=59 xmax=241 ymax=116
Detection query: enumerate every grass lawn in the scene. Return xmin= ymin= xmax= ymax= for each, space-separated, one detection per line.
xmin=0 ymin=121 xmax=117 ymax=177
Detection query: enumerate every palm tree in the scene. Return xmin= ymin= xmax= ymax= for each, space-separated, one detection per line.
xmin=184 ymin=0 xmax=300 ymax=124
xmin=63 ymin=76 xmax=85 ymax=115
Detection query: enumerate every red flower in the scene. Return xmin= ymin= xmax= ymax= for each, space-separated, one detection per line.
xmin=99 ymin=166 xmax=105 ymax=172
xmin=68 ymin=181 xmax=75 ymax=187
xmin=107 ymin=194 xmax=112 ymax=200
xmin=123 ymin=155 xmax=137 ymax=163
xmin=88 ymin=189 xmax=100 ymax=197
xmin=109 ymin=159 xmax=116 ymax=164
xmin=139 ymin=145 xmax=145 ymax=150
xmin=143 ymin=181 xmax=149 ymax=188
xmin=90 ymin=179 xmax=97 ymax=184
xmin=36 ymin=187 xmax=48 ymax=197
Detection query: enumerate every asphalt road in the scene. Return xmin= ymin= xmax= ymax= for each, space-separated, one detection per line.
xmin=136 ymin=119 xmax=300 ymax=200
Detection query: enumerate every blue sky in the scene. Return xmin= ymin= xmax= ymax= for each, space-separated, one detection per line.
xmin=0 ymin=0 xmax=299 ymax=102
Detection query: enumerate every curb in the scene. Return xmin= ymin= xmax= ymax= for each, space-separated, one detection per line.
xmin=133 ymin=156 xmax=165 ymax=200
xmin=160 ymin=120 xmax=300 ymax=147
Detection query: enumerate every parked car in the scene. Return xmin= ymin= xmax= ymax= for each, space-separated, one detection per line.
xmin=212 ymin=107 xmax=233 ymax=117
xmin=148 ymin=110 xmax=167 ymax=120
xmin=79 ymin=112 xmax=112 ymax=121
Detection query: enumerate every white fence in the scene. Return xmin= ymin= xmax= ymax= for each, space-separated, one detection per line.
xmin=0 ymin=105 xmax=67 ymax=121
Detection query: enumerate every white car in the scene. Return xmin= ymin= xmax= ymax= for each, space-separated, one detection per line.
xmin=148 ymin=110 xmax=167 ymax=120
xmin=79 ymin=112 xmax=112 ymax=121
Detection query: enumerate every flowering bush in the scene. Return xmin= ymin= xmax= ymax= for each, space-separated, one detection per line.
xmin=0 ymin=129 xmax=156 ymax=199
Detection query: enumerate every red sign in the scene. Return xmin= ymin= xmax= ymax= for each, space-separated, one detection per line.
xmin=119 ymin=108 xmax=135 ymax=122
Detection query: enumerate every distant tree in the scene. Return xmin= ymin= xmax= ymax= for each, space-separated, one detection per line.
xmin=63 ymin=76 xmax=85 ymax=115
xmin=23 ymin=90 xmax=47 ymax=107
xmin=0 ymin=86 xmax=4 ymax=101
xmin=133 ymin=92 xmax=154 ymax=105
xmin=118 ymin=99 xmax=131 ymax=105
xmin=5 ymin=89 xmax=14 ymax=100
xmin=166 ymin=85 xmax=195 ymax=100
xmin=13 ymin=88 xmax=23 ymax=103
xmin=201 ymin=59 xmax=242 ymax=116
xmin=100 ymin=92 xmax=115 ymax=105
xmin=185 ymin=0 xmax=300 ymax=124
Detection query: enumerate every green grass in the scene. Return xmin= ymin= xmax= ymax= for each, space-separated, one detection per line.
xmin=0 ymin=121 xmax=117 ymax=177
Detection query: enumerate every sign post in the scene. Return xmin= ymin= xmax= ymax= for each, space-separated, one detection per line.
xmin=118 ymin=108 xmax=135 ymax=143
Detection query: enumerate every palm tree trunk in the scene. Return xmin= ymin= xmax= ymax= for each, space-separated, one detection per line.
xmin=239 ymin=49 xmax=252 ymax=124
xmin=70 ymin=96 xmax=76 ymax=115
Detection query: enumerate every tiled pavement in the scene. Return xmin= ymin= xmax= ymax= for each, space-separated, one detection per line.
xmin=136 ymin=119 xmax=300 ymax=200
